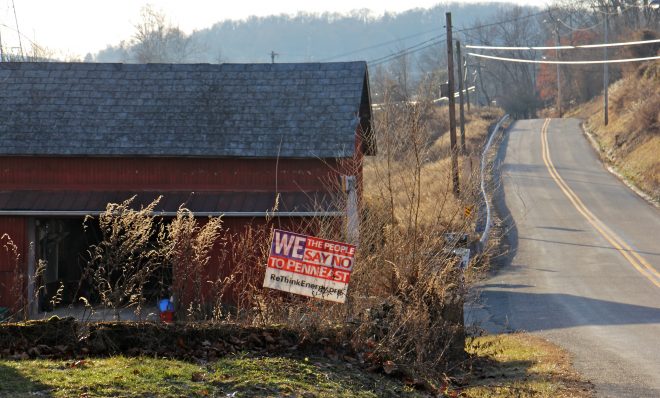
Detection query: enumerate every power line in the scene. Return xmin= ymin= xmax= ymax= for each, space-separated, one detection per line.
xmin=0 ymin=23 xmax=43 ymax=50
xmin=325 ymin=8 xmax=552 ymax=63
xmin=368 ymin=35 xmax=445 ymax=66
xmin=467 ymin=52 xmax=660 ymax=64
xmin=466 ymin=38 xmax=660 ymax=51
xmin=368 ymin=39 xmax=444 ymax=66
xmin=454 ymin=8 xmax=552 ymax=34
xmin=320 ymin=26 xmax=444 ymax=62
xmin=367 ymin=8 xmax=552 ymax=66
xmin=556 ymin=18 xmax=602 ymax=32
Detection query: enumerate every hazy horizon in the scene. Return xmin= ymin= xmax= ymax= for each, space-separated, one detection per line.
xmin=1 ymin=0 xmax=551 ymax=59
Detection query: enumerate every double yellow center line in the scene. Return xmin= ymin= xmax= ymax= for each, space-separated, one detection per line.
xmin=540 ymin=118 xmax=660 ymax=288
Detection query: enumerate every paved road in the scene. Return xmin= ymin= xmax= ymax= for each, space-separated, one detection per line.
xmin=468 ymin=118 xmax=660 ymax=397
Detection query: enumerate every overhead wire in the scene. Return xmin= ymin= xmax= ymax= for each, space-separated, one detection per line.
xmin=328 ymin=8 xmax=552 ymax=63
xmin=320 ymin=26 xmax=444 ymax=62
xmin=0 ymin=23 xmax=45 ymax=51
xmin=454 ymin=8 xmax=552 ymax=34
xmin=364 ymin=5 xmax=656 ymax=67
xmin=468 ymin=52 xmax=660 ymax=64
xmin=466 ymin=38 xmax=660 ymax=50
xmin=367 ymin=8 xmax=552 ymax=66
xmin=368 ymin=35 xmax=445 ymax=66
xmin=556 ymin=18 xmax=603 ymax=32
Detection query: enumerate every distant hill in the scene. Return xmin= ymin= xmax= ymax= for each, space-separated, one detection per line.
xmin=94 ymin=2 xmax=535 ymax=64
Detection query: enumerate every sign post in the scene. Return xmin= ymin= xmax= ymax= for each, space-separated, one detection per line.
xmin=263 ymin=229 xmax=356 ymax=303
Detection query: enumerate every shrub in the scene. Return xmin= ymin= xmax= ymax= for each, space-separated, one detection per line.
xmin=84 ymin=196 xmax=164 ymax=320
xmin=161 ymin=208 xmax=225 ymax=321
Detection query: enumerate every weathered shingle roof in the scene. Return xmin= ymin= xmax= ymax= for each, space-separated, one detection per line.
xmin=0 ymin=62 xmax=373 ymax=158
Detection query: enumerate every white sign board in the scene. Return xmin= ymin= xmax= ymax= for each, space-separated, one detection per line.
xmin=452 ymin=248 xmax=471 ymax=269
xmin=263 ymin=229 xmax=356 ymax=303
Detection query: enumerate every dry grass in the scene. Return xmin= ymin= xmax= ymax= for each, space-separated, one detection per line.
xmin=460 ymin=333 xmax=594 ymax=398
xmin=571 ymin=61 xmax=660 ymax=203
xmin=84 ymin=196 xmax=165 ymax=320
xmin=364 ymin=106 xmax=503 ymax=229
xmin=0 ymin=354 xmax=431 ymax=397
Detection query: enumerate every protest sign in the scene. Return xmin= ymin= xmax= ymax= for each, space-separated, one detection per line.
xmin=263 ymin=229 xmax=356 ymax=303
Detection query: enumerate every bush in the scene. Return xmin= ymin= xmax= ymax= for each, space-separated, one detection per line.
xmin=84 ymin=196 xmax=164 ymax=320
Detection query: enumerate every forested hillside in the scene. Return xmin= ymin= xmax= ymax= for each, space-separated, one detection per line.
xmin=90 ymin=1 xmax=658 ymax=118
xmin=93 ymin=2 xmax=524 ymax=64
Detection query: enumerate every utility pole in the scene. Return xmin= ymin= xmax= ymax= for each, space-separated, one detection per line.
xmin=270 ymin=50 xmax=278 ymax=64
xmin=457 ymin=40 xmax=466 ymax=154
xmin=554 ymin=26 xmax=562 ymax=117
xmin=464 ymin=56 xmax=471 ymax=113
xmin=603 ymin=8 xmax=609 ymax=126
xmin=446 ymin=12 xmax=459 ymax=196
xmin=476 ymin=61 xmax=489 ymax=106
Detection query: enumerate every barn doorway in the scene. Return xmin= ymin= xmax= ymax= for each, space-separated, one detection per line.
xmin=33 ymin=216 xmax=169 ymax=316
xmin=35 ymin=218 xmax=97 ymax=312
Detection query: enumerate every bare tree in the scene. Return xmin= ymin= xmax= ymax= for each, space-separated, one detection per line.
xmin=131 ymin=5 xmax=197 ymax=63
xmin=468 ymin=7 xmax=544 ymax=117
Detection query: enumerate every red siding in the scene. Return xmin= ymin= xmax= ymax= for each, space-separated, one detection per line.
xmin=0 ymin=157 xmax=344 ymax=192
xmin=0 ymin=217 xmax=27 ymax=309
xmin=0 ymin=143 xmax=367 ymax=309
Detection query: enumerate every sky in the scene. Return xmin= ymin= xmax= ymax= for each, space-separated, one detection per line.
xmin=0 ymin=0 xmax=552 ymax=59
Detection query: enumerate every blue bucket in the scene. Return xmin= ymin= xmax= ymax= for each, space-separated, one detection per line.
xmin=158 ymin=298 xmax=173 ymax=312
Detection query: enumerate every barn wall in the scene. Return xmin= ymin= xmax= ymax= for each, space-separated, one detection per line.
xmin=0 ymin=157 xmax=343 ymax=192
xmin=0 ymin=217 xmax=27 ymax=309
xmin=0 ymin=151 xmax=366 ymax=312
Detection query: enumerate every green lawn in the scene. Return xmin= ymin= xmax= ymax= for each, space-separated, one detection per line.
xmin=0 ymin=334 xmax=593 ymax=397
xmin=0 ymin=354 xmax=424 ymax=397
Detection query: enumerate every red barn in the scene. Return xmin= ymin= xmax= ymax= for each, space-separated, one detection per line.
xmin=0 ymin=61 xmax=373 ymax=315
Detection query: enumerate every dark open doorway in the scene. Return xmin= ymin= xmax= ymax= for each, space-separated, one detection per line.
xmin=35 ymin=218 xmax=98 ymax=312
xmin=33 ymin=216 xmax=169 ymax=315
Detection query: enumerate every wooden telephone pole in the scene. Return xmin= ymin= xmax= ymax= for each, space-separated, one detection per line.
xmin=446 ymin=12 xmax=459 ymax=196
